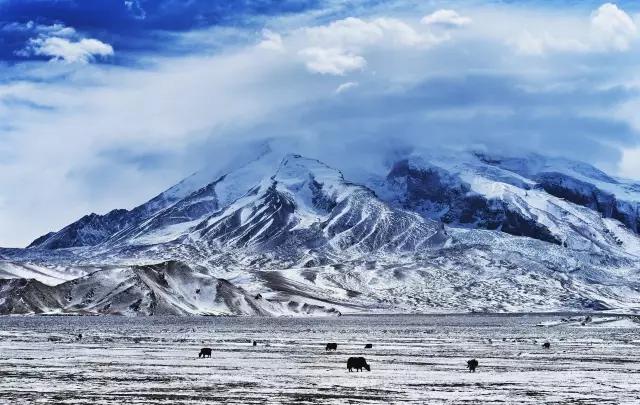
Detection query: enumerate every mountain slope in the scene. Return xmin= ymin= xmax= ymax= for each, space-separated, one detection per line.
xmin=0 ymin=261 xmax=87 ymax=286
xmin=368 ymin=150 xmax=640 ymax=258
xmin=27 ymin=143 xmax=281 ymax=250
xmin=192 ymin=154 xmax=448 ymax=259
xmin=0 ymin=261 xmax=344 ymax=315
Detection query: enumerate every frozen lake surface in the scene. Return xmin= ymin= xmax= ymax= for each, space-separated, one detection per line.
xmin=0 ymin=314 xmax=639 ymax=404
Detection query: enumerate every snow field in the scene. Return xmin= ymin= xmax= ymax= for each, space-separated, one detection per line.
xmin=0 ymin=314 xmax=639 ymax=404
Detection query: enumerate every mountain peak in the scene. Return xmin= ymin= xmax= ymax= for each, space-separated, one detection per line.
xmin=274 ymin=153 xmax=346 ymax=189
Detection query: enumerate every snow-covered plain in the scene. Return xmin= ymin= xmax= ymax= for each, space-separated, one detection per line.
xmin=1 ymin=314 xmax=639 ymax=404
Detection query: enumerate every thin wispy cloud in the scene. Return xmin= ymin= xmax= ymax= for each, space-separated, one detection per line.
xmin=335 ymin=81 xmax=358 ymax=94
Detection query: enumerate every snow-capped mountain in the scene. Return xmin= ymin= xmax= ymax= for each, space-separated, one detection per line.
xmin=370 ymin=151 xmax=640 ymax=256
xmin=2 ymin=144 xmax=640 ymax=315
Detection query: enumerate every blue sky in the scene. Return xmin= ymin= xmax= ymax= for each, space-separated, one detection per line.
xmin=0 ymin=0 xmax=639 ymax=246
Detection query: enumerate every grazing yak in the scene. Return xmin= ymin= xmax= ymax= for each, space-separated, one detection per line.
xmin=467 ymin=359 xmax=479 ymax=372
xmin=347 ymin=357 xmax=371 ymax=372
xmin=542 ymin=342 xmax=551 ymax=349
xmin=199 ymin=348 xmax=212 ymax=358
xmin=364 ymin=344 xmax=373 ymax=349
xmin=326 ymin=343 xmax=338 ymax=351
xmin=253 ymin=340 xmax=257 ymax=347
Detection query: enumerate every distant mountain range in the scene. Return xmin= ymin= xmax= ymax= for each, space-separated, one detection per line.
xmin=2 ymin=143 xmax=640 ymax=315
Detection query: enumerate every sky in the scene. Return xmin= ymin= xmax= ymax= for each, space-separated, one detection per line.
xmin=0 ymin=0 xmax=639 ymax=247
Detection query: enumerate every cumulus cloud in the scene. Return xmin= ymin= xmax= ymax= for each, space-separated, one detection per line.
xmin=10 ymin=21 xmax=114 ymax=63
xmin=297 ymin=16 xmax=451 ymax=75
xmin=299 ymin=47 xmax=366 ymax=75
xmin=421 ymin=9 xmax=471 ymax=28
xmin=513 ymin=2 xmax=637 ymax=55
xmin=591 ymin=3 xmax=637 ymax=51
xmin=303 ymin=17 xmax=435 ymax=49
xmin=24 ymin=37 xmax=114 ymax=63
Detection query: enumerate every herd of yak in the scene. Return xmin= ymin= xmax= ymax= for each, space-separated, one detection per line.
xmin=197 ymin=340 xmax=554 ymax=373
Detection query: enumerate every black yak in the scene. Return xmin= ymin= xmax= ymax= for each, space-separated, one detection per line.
xmin=253 ymin=340 xmax=257 ymax=347
xmin=347 ymin=357 xmax=370 ymax=372
xmin=467 ymin=359 xmax=479 ymax=372
xmin=364 ymin=344 xmax=373 ymax=349
xmin=326 ymin=343 xmax=337 ymax=351
xmin=199 ymin=348 xmax=212 ymax=358
xmin=542 ymin=342 xmax=551 ymax=349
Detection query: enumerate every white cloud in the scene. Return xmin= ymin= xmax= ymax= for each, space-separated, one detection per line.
xmin=591 ymin=3 xmax=637 ymax=51
xmin=297 ymin=16 xmax=450 ymax=75
xmin=513 ymin=31 xmax=546 ymax=55
xmin=513 ymin=31 xmax=589 ymax=55
xmin=512 ymin=2 xmax=637 ymax=55
xmin=259 ymin=17 xmax=434 ymax=75
xmin=304 ymin=17 xmax=384 ymax=48
xmin=618 ymin=147 xmax=640 ymax=178
xmin=26 ymin=37 xmax=114 ymax=64
xmin=373 ymin=17 xmax=432 ymax=47
xmin=299 ymin=47 xmax=366 ymax=75
xmin=303 ymin=17 xmax=436 ymax=49
xmin=2 ymin=21 xmax=76 ymax=37
xmin=124 ymin=0 xmax=147 ymax=20
xmin=11 ymin=21 xmax=114 ymax=63
xmin=421 ymin=9 xmax=472 ymax=27
xmin=335 ymin=81 xmax=358 ymax=94
xmin=258 ymin=29 xmax=285 ymax=52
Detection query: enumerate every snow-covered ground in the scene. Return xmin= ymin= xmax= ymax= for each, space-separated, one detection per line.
xmin=0 ymin=261 xmax=87 ymax=286
xmin=1 ymin=314 xmax=639 ymax=404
